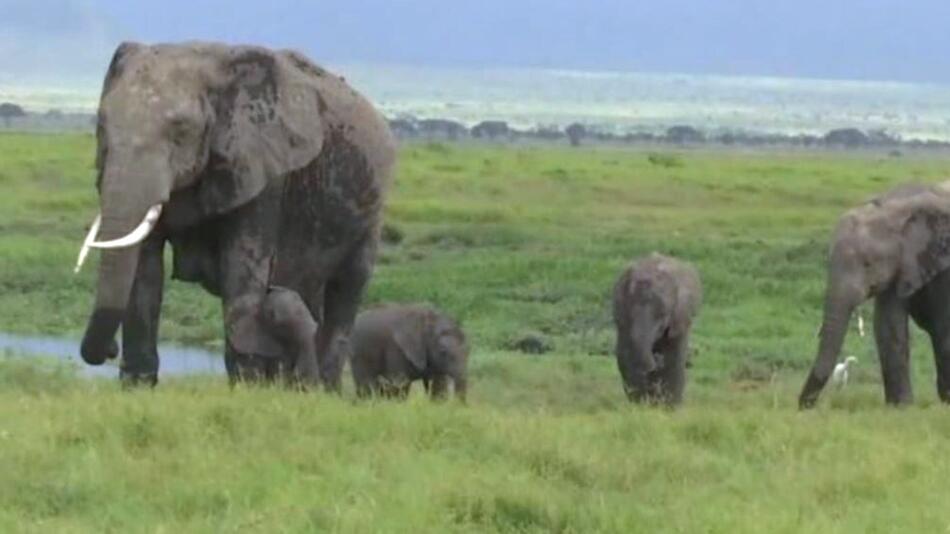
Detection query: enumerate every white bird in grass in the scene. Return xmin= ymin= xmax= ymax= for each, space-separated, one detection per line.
xmin=832 ymin=356 xmax=858 ymax=388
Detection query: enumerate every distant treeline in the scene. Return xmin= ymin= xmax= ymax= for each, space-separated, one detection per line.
xmin=2 ymin=100 xmax=949 ymax=151
xmin=0 ymin=103 xmax=94 ymax=132
xmin=389 ymin=116 xmax=950 ymax=151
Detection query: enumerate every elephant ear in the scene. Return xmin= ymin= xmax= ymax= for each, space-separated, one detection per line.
xmin=392 ymin=312 xmax=428 ymax=371
xmin=897 ymin=205 xmax=950 ymax=298
xmin=668 ymin=268 xmax=701 ymax=339
xmin=225 ymin=295 xmax=285 ymax=359
xmin=201 ymin=48 xmax=325 ymax=216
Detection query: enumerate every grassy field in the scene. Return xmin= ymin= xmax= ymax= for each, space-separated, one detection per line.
xmin=2 ymin=133 xmax=950 ymax=531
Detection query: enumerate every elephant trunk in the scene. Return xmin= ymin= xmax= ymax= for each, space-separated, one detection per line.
xmin=80 ymin=170 xmax=165 ymax=365
xmin=798 ymin=284 xmax=862 ymax=409
xmin=624 ymin=310 xmax=659 ymax=401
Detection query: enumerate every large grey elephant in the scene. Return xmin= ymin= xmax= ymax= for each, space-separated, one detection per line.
xmin=799 ymin=182 xmax=950 ymax=408
xmin=349 ymin=304 xmax=469 ymax=401
xmin=74 ymin=41 xmax=396 ymax=388
xmin=612 ymin=253 xmax=702 ymax=406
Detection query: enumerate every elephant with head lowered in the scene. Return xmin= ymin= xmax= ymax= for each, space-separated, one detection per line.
xmin=799 ymin=182 xmax=950 ymax=408
xmin=349 ymin=304 xmax=469 ymax=401
xmin=612 ymin=253 xmax=702 ymax=406
xmin=75 ymin=41 xmax=396 ymax=388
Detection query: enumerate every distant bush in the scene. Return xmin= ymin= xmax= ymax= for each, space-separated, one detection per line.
xmin=506 ymin=332 xmax=553 ymax=354
xmin=381 ymin=222 xmax=405 ymax=245
xmin=647 ymin=152 xmax=684 ymax=168
xmin=565 ymin=123 xmax=586 ymax=147
xmin=472 ymin=120 xmax=511 ymax=140
xmin=823 ymin=128 xmax=869 ymax=148
xmin=0 ymin=102 xmax=26 ymax=127
xmin=665 ymin=125 xmax=705 ymax=144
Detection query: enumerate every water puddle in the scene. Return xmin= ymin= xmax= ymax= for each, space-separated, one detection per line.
xmin=0 ymin=332 xmax=224 ymax=378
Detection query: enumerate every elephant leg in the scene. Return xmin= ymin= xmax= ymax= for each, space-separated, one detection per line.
xmin=224 ymin=345 xmax=272 ymax=385
xmin=428 ymin=374 xmax=449 ymax=400
xmin=355 ymin=379 xmax=374 ymax=399
xmin=656 ymin=335 xmax=688 ymax=407
xmin=926 ymin=330 xmax=950 ymax=403
xmin=313 ymin=238 xmax=375 ymax=393
xmin=119 ymin=234 xmax=165 ymax=387
xmin=222 ymin=292 xmax=280 ymax=386
xmin=939 ymin=363 xmax=950 ymax=404
xmin=874 ymin=290 xmax=913 ymax=406
xmin=216 ymin=201 xmax=279 ymax=384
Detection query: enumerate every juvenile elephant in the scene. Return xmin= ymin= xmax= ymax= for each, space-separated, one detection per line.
xmin=73 ymin=41 xmax=396 ymax=388
xmin=613 ymin=253 xmax=702 ymax=406
xmin=350 ymin=304 xmax=469 ymax=401
xmin=224 ymin=286 xmax=318 ymax=384
xmin=799 ymin=182 xmax=950 ymax=408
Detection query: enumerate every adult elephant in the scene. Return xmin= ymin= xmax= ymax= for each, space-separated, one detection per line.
xmin=799 ymin=182 xmax=950 ymax=408
xmin=75 ymin=41 xmax=396 ymax=388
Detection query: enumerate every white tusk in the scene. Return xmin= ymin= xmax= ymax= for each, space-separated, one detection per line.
xmin=88 ymin=204 xmax=163 ymax=250
xmin=857 ymin=315 xmax=865 ymax=337
xmin=74 ymin=214 xmax=102 ymax=274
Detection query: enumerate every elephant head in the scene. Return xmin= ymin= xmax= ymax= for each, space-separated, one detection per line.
xmin=78 ymin=42 xmax=326 ymax=365
xmin=392 ymin=309 xmax=469 ymax=401
xmin=799 ymin=183 xmax=950 ymax=408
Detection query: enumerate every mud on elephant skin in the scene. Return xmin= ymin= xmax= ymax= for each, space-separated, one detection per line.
xmin=612 ymin=253 xmax=702 ymax=407
xmin=75 ymin=41 xmax=396 ymax=388
xmin=799 ymin=181 xmax=950 ymax=408
xmin=349 ymin=303 xmax=469 ymax=401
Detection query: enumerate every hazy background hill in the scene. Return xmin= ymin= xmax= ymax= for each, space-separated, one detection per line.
xmin=3 ymin=1 xmax=950 ymax=139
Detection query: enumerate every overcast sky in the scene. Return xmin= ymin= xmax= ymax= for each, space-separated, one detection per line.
xmin=3 ymin=0 xmax=950 ymax=83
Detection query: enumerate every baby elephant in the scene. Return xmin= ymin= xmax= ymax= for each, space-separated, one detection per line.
xmin=612 ymin=253 xmax=702 ymax=406
xmin=225 ymin=286 xmax=319 ymax=385
xmin=350 ymin=304 xmax=469 ymax=401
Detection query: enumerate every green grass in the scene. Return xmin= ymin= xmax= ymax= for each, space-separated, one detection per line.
xmin=2 ymin=134 xmax=950 ymax=531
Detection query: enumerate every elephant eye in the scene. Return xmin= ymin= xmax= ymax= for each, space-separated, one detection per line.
xmin=168 ymin=117 xmax=196 ymax=143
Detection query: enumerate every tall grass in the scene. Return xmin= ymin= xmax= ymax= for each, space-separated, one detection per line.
xmin=2 ymin=134 xmax=950 ymax=531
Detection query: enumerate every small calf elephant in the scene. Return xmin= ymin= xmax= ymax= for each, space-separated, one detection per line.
xmin=612 ymin=253 xmax=702 ymax=406
xmin=224 ymin=286 xmax=319 ymax=385
xmin=350 ymin=304 xmax=469 ymax=401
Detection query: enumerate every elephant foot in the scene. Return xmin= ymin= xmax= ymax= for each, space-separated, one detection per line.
xmin=119 ymin=370 xmax=158 ymax=389
xmin=884 ymin=396 xmax=914 ymax=408
xmin=80 ymin=337 xmax=119 ymax=366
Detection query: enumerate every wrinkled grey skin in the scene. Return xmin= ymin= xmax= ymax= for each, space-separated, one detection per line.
xmin=350 ymin=304 xmax=469 ymax=401
xmin=799 ymin=182 xmax=950 ymax=408
xmin=79 ymin=41 xmax=396 ymax=389
xmin=613 ymin=253 xmax=702 ymax=406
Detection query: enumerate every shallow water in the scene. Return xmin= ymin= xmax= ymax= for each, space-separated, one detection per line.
xmin=0 ymin=332 xmax=224 ymax=378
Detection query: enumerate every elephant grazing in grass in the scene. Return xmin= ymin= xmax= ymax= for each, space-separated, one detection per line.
xmin=350 ymin=304 xmax=469 ymax=401
xmin=612 ymin=253 xmax=702 ymax=407
xmin=74 ymin=41 xmax=396 ymax=388
xmin=800 ymin=182 xmax=950 ymax=408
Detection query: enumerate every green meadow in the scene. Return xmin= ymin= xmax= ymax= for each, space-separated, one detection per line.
xmin=2 ymin=133 xmax=950 ymax=532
